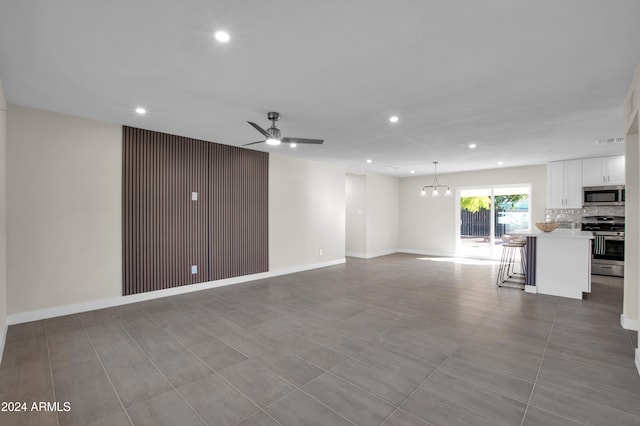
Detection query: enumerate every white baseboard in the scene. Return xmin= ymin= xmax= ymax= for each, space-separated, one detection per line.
xmin=346 ymin=249 xmax=399 ymax=259
xmin=397 ymin=248 xmax=457 ymax=258
xmin=621 ymin=314 xmax=639 ymax=331
xmin=636 ymin=348 xmax=640 ymax=376
xmin=6 ymin=258 xmax=346 ymax=326
xmin=524 ymin=285 xmax=537 ymax=294
xmin=0 ymin=321 xmax=7 ymax=366
xmin=345 ymin=251 xmax=367 ymax=258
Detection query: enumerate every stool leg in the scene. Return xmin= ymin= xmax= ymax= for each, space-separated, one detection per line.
xmin=496 ymin=246 xmax=509 ymax=287
xmin=496 ymin=243 xmax=525 ymax=289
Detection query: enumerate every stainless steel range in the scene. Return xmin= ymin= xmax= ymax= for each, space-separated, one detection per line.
xmin=582 ymin=216 xmax=624 ymax=277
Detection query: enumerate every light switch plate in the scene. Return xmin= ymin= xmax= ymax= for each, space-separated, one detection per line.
xmin=191 ymin=192 xmax=198 ymax=201
xmin=191 ymin=265 xmax=197 ymax=274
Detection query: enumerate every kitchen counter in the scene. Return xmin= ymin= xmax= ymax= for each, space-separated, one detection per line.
xmin=516 ymin=230 xmax=592 ymax=299
xmin=517 ymin=229 xmax=593 ymax=239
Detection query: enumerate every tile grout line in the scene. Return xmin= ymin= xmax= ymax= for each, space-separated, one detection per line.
xmin=142 ymin=310 xmax=361 ymax=426
xmin=111 ymin=314 xmax=209 ymax=426
xmin=43 ymin=322 xmax=61 ymax=426
xmin=320 ymin=340 xmax=452 ymax=411
xmin=31 ymin=261 xmax=629 ymax=426
xmin=137 ymin=310 xmax=286 ymax=426
xmin=377 ymin=305 xmax=498 ymax=426
xmin=258 ymin=313 xmax=374 ymax=354
xmin=378 ymin=350 xmax=451 ymax=425
xmin=380 ymin=288 xmax=538 ymax=426
xmin=291 ymin=389 xmax=359 ymax=426
xmin=80 ymin=320 xmax=134 ymax=426
xmin=279 ymin=319 xmax=455 ymax=412
xmin=520 ymin=310 xmax=557 ymax=426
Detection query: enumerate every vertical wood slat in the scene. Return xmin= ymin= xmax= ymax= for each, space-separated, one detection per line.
xmin=525 ymin=236 xmax=536 ymax=286
xmin=209 ymin=144 xmax=269 ymax=280
xmin=122 ymin=126 xmax=268 ymax=296
xmin=123 ymin=126 xmax=209 ymax=295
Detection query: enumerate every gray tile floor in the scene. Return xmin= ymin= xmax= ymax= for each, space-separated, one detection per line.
xmin=1 ymin=253 xmax=639 ymax=425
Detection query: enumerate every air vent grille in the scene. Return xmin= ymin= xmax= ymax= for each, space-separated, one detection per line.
xmin=595 ymin=137 xmax=624 ymax=145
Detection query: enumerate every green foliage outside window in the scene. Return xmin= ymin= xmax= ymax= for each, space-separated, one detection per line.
xmin=461 ymin=194 xmax=528 ymax=213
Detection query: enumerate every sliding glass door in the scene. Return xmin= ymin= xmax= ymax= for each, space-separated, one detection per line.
xmin=457 ymin=186 xmax=530 ymax=259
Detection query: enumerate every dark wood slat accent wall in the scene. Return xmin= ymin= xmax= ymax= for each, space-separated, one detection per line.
xmin=122 ymin=126 xmax=268 ymax=296
xmin=209 ymin=144 xmax=269 ymax=280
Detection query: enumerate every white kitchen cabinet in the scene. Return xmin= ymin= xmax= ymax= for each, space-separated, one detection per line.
xmin=582 ymin=155 xmax=625 ymax=186
xmin=606 ymin=155 xmax=625 ymax=185
xmin=534 ymin=231 xmax=592 ymax=299
xmin=547 ymin=159 xmax=582 ymax=208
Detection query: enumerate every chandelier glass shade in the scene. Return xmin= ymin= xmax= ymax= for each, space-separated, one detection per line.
xmin=420 ymin=161 xmax=451 ymax=197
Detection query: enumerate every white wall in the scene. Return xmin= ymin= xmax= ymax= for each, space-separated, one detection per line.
xmin=7 ymin=105 xmax=122 ymax=315
xmin=5 ymin=106 xmax=349 ymax=320
xmin=624 ymin=132 xmax=638 ymax=328
xmin=0 ymin=78 xmax=7 ymax=358
xmin=345 ymin=173 xmax=367 ymax=256
xmin=365 ymin=173 xmax=400 ymax=257
xmin=269 ymin=154 xmax=346 ymax=269
xmin=345 ymin=172 xmax=400 ymax=258
xmin=399 ymin=165 xmax=547 ymax=255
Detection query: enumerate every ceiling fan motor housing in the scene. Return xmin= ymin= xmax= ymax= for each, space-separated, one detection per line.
xmin=268 ymin=127 xmax=281 ymax=139
xmin=244 ymin=111 xmax=323 ymax=146
xmin=267 ymin=111 xmax=281 ymax=121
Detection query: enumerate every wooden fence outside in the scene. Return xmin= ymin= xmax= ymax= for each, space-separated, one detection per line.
xmin=460 ymin=209 xmax=515 ymax=237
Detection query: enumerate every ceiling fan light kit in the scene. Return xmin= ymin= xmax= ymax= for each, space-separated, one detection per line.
xmin=420 ymin=161 xmax=452 ymax=197
xmin=244 ymin=111 xmax=324 ymax=147
xmin=265 ymin=137 xmax=281 ymax=146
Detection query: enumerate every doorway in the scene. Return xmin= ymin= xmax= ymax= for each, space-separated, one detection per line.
xmin=457 ymin=186 xmax=530 ymax=259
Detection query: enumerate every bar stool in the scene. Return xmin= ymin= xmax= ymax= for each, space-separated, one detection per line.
xmin=496 ymin=240 xmax=526 ymax=289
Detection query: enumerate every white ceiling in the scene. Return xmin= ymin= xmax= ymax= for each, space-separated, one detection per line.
xmin=0 ymin=0 xmax=638 ymax=176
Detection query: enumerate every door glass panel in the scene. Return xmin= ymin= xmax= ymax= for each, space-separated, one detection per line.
xmin=493 ymin=187 xmax=530 ymax=260
xmin=459 ymin=188 xmax=492 ymax=258
xmin=459 ymin=186 xmax=530 ymax=259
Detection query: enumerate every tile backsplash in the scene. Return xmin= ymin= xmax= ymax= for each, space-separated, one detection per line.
xmin=545 ymin=206 xmax=625 ymax=228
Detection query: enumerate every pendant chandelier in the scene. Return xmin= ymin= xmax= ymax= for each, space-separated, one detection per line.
xmin=420 ymin=161 xmax=451 ymax=197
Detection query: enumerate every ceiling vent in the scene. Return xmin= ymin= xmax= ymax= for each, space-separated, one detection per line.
xmin=595 ymin=137 xmax=624 ymax=145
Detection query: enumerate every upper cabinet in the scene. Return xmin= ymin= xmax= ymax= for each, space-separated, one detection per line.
xmin=582 ymin=155 xmax=625 ymax=187
xmin=547 ymin=159 xmax=583 ymax=209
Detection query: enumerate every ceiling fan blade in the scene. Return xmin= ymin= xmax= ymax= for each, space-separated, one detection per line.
xmin=282 ymin=137 xmax=324 ymax=145
xmin=243 ymin=140 xmax=265 ymax=146
xmin=247 ymin=121 xmax=272 ymax=138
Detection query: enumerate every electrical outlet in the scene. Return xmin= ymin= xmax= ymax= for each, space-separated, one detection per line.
xmin=191 ymin=265 xmax=198 ymax=274
xmin=191 ymin=192 xmax=198 ymax=201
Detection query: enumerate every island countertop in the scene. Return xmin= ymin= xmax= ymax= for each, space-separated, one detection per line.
xmin=515 ymin=229 xmax=593 ymax=239
xmin=515 ymin=229 xmax=592 ymax=299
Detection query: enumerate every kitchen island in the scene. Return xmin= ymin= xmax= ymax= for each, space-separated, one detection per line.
xmin=519 ymin=229 xmax=593 ymax=299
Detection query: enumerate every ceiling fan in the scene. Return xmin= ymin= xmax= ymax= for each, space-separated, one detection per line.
xmin=244 ymin=111 xmax=324 ymax=147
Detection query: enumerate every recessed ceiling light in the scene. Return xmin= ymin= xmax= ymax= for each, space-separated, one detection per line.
xmin=497 ymin=161 xmax=504 ymax=165
xmin=469 ymin=143 xmax=477 ymax=149
xmin=389 ymin=116 xmax=399 ymax=123
xmin=410 ymin=170 xmax=415 ymax=174
xmin=214 ymin=30 xmax=231 ymax=43
xmin=366 ymin=159 xmax=372 ymax=164
xmin=135 ymin=107 xmax=146 ymax=115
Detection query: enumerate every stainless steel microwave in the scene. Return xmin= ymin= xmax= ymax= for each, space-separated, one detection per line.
xmin=583 ymin=185 xmax=625 ymax=206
